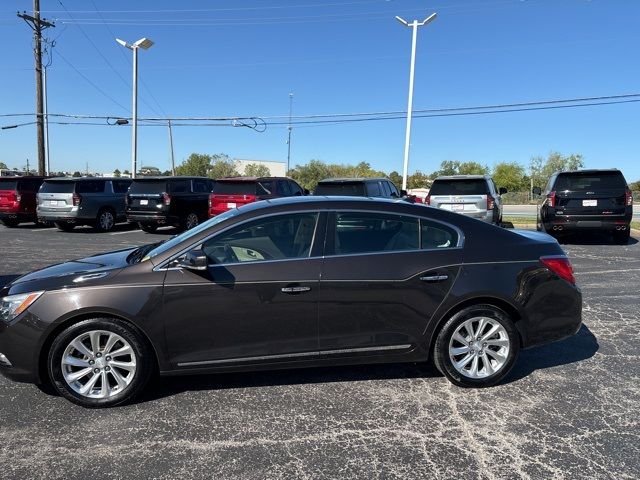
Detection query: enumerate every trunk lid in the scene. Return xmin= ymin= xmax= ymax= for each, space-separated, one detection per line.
xmin=37 ymin=180 xmax=75 ymax=212
xmin=208 ymin=180 xmax=264 ymax=216
xmin=127 ymin=180 xmax=168 ymax=212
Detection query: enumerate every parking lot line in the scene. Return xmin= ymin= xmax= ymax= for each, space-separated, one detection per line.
xmin=110 ymin=230 xmax=142 ymax=235
xmin=575 ymin=268 xmax=640 ymax=275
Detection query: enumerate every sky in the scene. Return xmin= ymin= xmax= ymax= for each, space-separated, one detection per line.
xmin=0 ymin=0 xmax=639 ymax=182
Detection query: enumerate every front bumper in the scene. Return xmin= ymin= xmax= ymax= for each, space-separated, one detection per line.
xmin=0 ymin=312 xmax=43 ymax=384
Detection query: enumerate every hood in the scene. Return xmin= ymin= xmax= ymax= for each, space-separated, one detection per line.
xmin=3 ymin=247 xmax=135 ymax=295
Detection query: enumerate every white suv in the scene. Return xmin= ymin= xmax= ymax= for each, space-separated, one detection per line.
xmin=425 ymin=175 xmax=506 ymax=225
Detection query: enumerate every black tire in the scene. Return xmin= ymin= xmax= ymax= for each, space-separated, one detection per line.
xmin=54 ymin=221 xmax=75 ymax=232
xmin=613 ymin=228 xmax=630 ymax=245
xmin=181 ymin=212 xmax=199 ymax=231
xmin=94 ymin=208 xmax=116 ymax=232
xmin=433 ymin=304 xmax=520 ymax=388
xmin=47 ymin=318 xmax=153 ymax=408
xmin=139 ymin=222 xmax=158 ymax=233
xmin=1 ymin=218 xmax=19 ymax=228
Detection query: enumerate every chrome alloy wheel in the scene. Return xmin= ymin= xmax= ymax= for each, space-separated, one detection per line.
xmin=61 ymin=330 xmax=137 ymax=399
xmin=185 ymin=213 xmax=199 ymax=230
xmin=448 ymin=317 xmax=510 ymax=379
xmin=99 ymin=211 xmax=114 ymax=231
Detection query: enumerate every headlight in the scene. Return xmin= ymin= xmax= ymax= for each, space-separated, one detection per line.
xmin=0 ymin=292 xmax=44 ymax=324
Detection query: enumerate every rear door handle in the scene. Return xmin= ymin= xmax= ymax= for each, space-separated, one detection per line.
xmin=281 ymin=286 xmax=312 ymax=294
xmin=419 ymin=275 xmax=449 ymax=283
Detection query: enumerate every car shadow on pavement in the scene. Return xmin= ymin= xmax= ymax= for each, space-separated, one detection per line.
xmin=557 ymin=232 xmax=637 ymax=246
xmin=133 ymin=325 xmax=598 ymax=403
xmin=504 ymin=324 xmax=598 ymax=384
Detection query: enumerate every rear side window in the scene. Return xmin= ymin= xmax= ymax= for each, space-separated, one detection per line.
xmin=421 ymin=220 xmax=458 ymax=249
xmin=40 ymin=181 xmax=75 ymax=194
xmin=553 ymin=171 xmax=627 ymax=191
xmin=429 ymin=179 xmax=489 ymax=196
xmin=259 ymin=180 xmax=273 ymax=195
xmin=0 ymin=179 xmax=18 ymax=190
xmin=129 ymin=180 xmax=167 ymax=194
xmin=333 ymin=212 xmax=419 ymax=255
xmin=367 ymin=181 xmax=382 ymax=197
xmin=170 ymin=179 xmax=191 ymax=193
xmin=112 ymin=180 xmax=131 ymax=193
xmin=315 ymin=182 xmax=366 ymax=196
xmin=76 ymin=180 xmax=105 ymax=194
xmin=278 ymin=180 xmax=291 ymax=196
xmin=193 ymin=179 xmax=210 ymax=193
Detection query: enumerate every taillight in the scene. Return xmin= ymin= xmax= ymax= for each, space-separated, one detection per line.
xmin=15 ymin=193 xmax=21 ymax=203
xmin=487 ymin=195 xmax=495 ymax=210
xmin=162 ymin=193 xmax=171 ymax=206
xmin=243 ymin=194 xmax=257 ymax=203
xmin=208 ymin=194 xmax=213 ymax=208
xmin=72 ymin=193 xmax=82 ymax=206
xmin=425 ymin=194 xmax=431 ymax=205
xmin=540 ymin=256 xmax=575 ymax=285
xmin=547 ymin=191 xmax=556 ymax=207
xmin=625 ymin=189 xmax=633 ymax=206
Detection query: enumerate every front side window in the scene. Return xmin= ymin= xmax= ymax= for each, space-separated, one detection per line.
xmin=202 ymin=212 xmax=319 ymax=265
xmin=333 ymin=212 xmax=419 ymax=255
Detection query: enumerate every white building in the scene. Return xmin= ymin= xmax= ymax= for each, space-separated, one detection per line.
xmin=234 ymin=159 xmax=287 ymax=177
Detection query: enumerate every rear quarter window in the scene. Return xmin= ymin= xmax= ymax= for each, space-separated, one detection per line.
xmin=421 ymin=220 xmax=458 ymax=249
xmin=76 ymin=180 xmax=106 ymax=194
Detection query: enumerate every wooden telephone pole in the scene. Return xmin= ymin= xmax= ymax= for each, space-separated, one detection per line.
xmin=18 ymin=0 xmax=55 ymax=176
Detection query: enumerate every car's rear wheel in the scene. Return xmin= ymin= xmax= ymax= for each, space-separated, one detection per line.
xmin=54 ymin=221 xmax=75 ymax=231
xmin=613 ymin=228 xmax=630 ymax=245
xmin=47 ymin=318 xmax=153 ymax=408
xmin=94 ymin=208 xmax=115 ymax=232
xmin=1 ymin=218 xmax=19 ymax=228
xmin=434 ymin=305 xmax=520 ymax=388
xmin=139 ymin=222 xmax=158 ymax=233
xmin=182 ymin=212 xmax=199 ymax=230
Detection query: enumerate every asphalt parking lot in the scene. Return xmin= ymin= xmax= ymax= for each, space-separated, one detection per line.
xmin=0 ymin=223 xmax=638 ymax=479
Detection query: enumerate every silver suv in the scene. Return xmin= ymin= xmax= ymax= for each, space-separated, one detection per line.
xmin=426 ymin=175 xmax=506 ymax=225
xmin=37 ymin=177 xmax=132 ymax=232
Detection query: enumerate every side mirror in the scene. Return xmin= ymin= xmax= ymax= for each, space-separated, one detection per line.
xmin=400 ymin=189 xmax=408 ymax=197
xmin=176 ymin=248 xmax=208 ymax=271
xmin=303 ymin=189 xmax=310 ymax=196
xmin=532 ymin=186 xmax=542 ymax=196
xmin=499 ymin=187 xmax=508 ymax=195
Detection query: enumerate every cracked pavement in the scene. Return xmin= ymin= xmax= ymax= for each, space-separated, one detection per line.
xmin=0 ymin=223 xmax=638 ymax=479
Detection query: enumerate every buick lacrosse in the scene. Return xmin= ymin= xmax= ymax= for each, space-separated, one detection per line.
xmin=0 ymin=197 xmax=582 ymax=407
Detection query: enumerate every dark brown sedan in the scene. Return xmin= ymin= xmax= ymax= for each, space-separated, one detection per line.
xmin=0 ymin=197 xmax=582 ymax=407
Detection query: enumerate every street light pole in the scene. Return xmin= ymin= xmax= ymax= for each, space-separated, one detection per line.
xmin=286 ymin=93 xmax=293 ymax=174
xmin=396 ymin=13 xmax=436 ymax=191
xmin=168 ymin=119 xmax=175 ymax=176
xmin=115 ymin=37 xmax=154 ymax=179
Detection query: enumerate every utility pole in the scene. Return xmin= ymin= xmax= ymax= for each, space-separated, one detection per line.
xmin=286 ymin=93 xmax=293 ymax=174
xmin=43 ymin=65 xmax=50 ymax=175
xmin=18 ymin=0 xmax=55 ymax=176
xmin=396 ymin=13 xmax=436 ymax=191
xmin=168 ymin=120 xmax=175 ymax=176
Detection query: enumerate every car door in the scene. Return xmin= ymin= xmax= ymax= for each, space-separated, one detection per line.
xmin=318 ymin=210 xmax=462 ymax=353
xmin=162 ymin=211 xmax=325 ymax=367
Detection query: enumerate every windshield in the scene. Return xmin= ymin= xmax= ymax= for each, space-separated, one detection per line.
xmin=40 ymin=181 xmax=75 ymax=193
xmin=429 ymin=179 xmax=488 ymax=196
xmin=554 ymin=172 xmax=627 ymax=191
xmin=143 ymin=207 xmax=244 ymax=261
xmin=0 ymin=179 xmax=18 ymax=190
xmin=129 ymin=180 xmax=167 ymax=194
xmin=315 ymin=182 xmax=366 ymax=196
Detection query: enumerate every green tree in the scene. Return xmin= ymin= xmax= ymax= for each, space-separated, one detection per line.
xmin=176 ymin=153 xmax=212 ymax=177
xmin=531 ymin=152 xmax=584 ymax=188
xmin=122 ymin=170 xmax=131 ymax=177
xmin=139 ymin=166 xmax=161 ymax=176
xmin=492 ymin=162 xmax=528 ymax=192
xmin=0 ymin=162 xmax=8 ymax=170
xmin=629 ymin=180 xmax=640 ymax=191
xmin=72 ymin=171 xmax=82 ymax=178
xmin=244 ymin=163 xmax=271 ymax=177
xmin=113 ymin=169 xmax=121 ymax=178
xmin=388 ymin=171 xmax=403 ymax=190
xmin=408 ymin=170 xmax=431 ymax=189
xmin=208 ymin=155 xmax=239 ymax=179
xmin=432 ymin=160 xmax=489 ymax=178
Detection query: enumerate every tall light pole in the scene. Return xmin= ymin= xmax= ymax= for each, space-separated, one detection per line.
xmin=115 ymin=37 xmax=154 ymax=179
xmin=168 ymin=119 xmax=175 ymax=176
xmin=286 ymin=93 xmax=293 ymax=174
xmin=396 ymin=13 xmax=436 ymax=191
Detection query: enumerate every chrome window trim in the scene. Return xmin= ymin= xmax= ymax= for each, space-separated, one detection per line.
xmin=176 ymin=343 xmax=412 ymax=367
xmin=153 ymin=207 xmax=465 ymax=272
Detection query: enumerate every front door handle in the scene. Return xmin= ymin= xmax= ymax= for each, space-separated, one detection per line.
xmin=419 ymin=275 xmax=449 ymax=283
xmin=281 ymin=286 xmax=312 ymax=294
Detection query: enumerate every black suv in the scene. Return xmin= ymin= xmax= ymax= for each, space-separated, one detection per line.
xmin=314 ymin=178 xmax=406 ymax=199
xmin=537 ymin=169 xmax=633 ymax=244
xmin=126 ymin=176 xmax=214 ymax=232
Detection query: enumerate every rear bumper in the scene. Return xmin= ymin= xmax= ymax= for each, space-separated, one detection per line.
xmin=37 ymin=206 xmax=94 ymax=223
xmin=437 ymin=207 xmax=495 ymax=223
xmin=543 ymin=215 xmax=631 ymax=231
xmin=0 ymin=211 xmax=36 ymax=222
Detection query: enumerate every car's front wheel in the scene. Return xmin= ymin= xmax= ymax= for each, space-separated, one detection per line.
xmin=94 ymin=208 xmax=115 ymax=232
xmin=433 ymin=305 xmax=519 ymax=388
xmin=47 ymin=318 xmax=153 ymax=408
